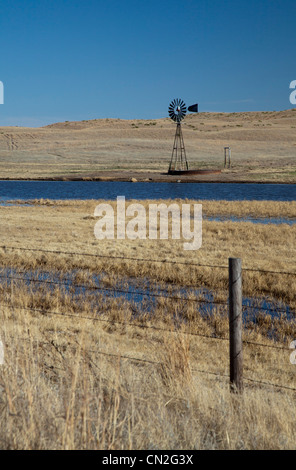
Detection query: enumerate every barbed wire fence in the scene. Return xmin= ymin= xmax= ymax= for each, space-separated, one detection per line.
xmin=0 ymin=245 xmax=295 ymax=394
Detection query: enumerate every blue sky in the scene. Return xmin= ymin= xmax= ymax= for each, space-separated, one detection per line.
xmin=1 ymin=0 xmax=295 ymax=126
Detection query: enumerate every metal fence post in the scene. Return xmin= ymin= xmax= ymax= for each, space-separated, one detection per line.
xmin=229 ymin=257 xmax=243 ymax=393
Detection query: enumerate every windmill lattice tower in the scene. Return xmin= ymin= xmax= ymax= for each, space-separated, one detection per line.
xmin=168 ymin=99 xmax=198 ymax=174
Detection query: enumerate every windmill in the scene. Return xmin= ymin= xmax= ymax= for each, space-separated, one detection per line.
xmin=168 ymin=99 xmax=198 ymax=174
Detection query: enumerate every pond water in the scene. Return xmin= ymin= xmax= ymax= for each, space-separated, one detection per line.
xmin=2 ymin=268 xmax=294 ymax=325
xmin=205 ymin=215 xmax=296 ymax=225
xmin=0 ymin=180 xmax=295 ymax=202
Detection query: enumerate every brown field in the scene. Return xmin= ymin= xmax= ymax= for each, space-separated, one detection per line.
xmin=1 ymin=198 xmax=295 ymax=306
xmin=0 ymin=109 xmax=296 ymax=182
xmin=0 ymin=109 xmax=295 ymax=449
xmin=0 ymin=199 xmax=295 ymax=449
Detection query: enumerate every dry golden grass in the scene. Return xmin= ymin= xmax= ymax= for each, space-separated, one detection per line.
xmin=0 ymin=198 xmax=295 ymax=449
xmin=0 ymin=294 xmax=295 ymax=450
xmin=0 ymin=199 xmax=295 ymax=305
xmin=0 ymin=109 xmax=296 ymax=182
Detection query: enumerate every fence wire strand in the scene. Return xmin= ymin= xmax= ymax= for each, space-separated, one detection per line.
xmin=1 ymin=245 xmax=296 ymax=275
xmin=0 ymin=246 xmax=295 ymax=395
xmin=2 ymin=301 xmax=293 ymax=352
xmin=3 ymin=332 xmax=295 ymax=393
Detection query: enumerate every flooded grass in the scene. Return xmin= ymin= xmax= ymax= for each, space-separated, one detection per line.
xmin=1 ymin=266 xmax=294 ymax=344
xmin=0 ymin=198 xmax=295 ymax=449
xmin=205 ymin=215 xmax=296 ymax=225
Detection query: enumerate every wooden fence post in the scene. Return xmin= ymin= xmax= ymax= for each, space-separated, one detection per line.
xmin=229 ymin=257 xmax=243 ymax=393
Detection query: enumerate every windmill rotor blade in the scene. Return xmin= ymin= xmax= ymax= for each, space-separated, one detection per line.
xmin=168 ymin=98 xmax=187 ymax=121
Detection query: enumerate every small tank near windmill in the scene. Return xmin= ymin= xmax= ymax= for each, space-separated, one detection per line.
xmin=167 ymin=98 xmax=221 ymax=176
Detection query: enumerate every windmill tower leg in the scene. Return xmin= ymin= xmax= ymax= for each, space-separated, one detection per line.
xmin=168 ymin=122 xmax=188 ymax=173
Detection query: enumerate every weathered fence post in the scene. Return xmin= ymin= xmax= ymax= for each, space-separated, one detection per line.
xmin=224 ymin=146 xmax=231 ymax=168
xmin=229 ymin=257 xmax=243 ymax=393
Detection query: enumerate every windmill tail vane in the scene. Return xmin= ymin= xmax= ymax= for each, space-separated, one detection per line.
xmin=168 ymin=99 xmax=198 ymax=174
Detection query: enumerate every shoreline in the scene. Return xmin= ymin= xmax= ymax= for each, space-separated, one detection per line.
xmin=0 ymin=174 xmax=295 ymax=184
